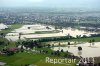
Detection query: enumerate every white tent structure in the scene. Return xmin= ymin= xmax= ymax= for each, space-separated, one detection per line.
xmin=0 ymin=23 xmax=8 ymax=30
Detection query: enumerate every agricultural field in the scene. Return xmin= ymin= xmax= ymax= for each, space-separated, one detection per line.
xmin=0 ymin=24 xmax=100 ymax=66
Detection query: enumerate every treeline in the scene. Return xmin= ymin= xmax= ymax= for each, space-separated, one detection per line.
xmin=90 ymin=34 xmax=100 ymax=37
xmin=43 ymin=22 xmax=100 ymax=28
xmin=34 ymin=36 xmax=74 ymax=42
xmin=27 ymin=34 xmax=100 ymax=43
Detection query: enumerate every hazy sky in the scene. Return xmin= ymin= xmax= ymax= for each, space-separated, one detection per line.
xmin=0 ymin=0 xmax=100 ymax=9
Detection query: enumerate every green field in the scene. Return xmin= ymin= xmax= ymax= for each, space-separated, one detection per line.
xmin=0 ymin=24 xmax=23 ymax=34
xmin=0 ymin=24 xmax=100 ymax=66
xmin=42 ymin=37 xmax=100 ymax=43
xmin=22 ymin=30 xmax=61 ymax=35
xmin=1 ymin=36 xmax=99 ymax=66
xmin=35 ymin=30 xmax=60 ymax=34
xmin=0 ymin=45 xmax=77 ymax=66
xmin=0 ymin=52 xmax=77 ymax=66
xmin=0 ymin=52 xmax=47 ymax=66
xmin=0 ymin=36 xmax=78 ymax=66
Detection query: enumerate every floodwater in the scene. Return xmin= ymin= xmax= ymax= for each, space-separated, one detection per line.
xmin=5 ymin=24 xmax=97 ymax=41
xmin=53 ymin=42 xmax=100 ymax=57
xmin=3 ymin=24 xmax=100 ymax=57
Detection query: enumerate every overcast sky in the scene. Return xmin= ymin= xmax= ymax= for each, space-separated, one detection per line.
xmin=0 ymin=0 xmax=100 ymax=9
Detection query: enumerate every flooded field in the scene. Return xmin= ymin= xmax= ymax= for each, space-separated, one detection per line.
xmin=3 ymin=24 xmax=100 ymax=57
xmin=5 ymin=24 xmax=97 ymax=41
xmin=53 ymin=42 xmax=100 ymax=58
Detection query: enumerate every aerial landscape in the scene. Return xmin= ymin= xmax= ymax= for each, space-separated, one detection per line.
xmin=0 ymin=0 xmax=100 ymax=66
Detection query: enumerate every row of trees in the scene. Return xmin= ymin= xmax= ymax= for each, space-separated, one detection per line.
xmin=89 ymin=39 xmax=95 ymax=46
xmin=0 ymin=33 xmax=5 ymax=38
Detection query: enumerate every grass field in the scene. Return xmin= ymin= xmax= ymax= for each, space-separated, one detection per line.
xmin=0 ymin=37 xmax=78 ymax=66
xmin=0 ymin=24 xmax=23 ymax=34
xmin=0 ymin=47 xmax=77 ymax=66
xmin=35 ymin=30 xmax=60 ymax=34
xmin=22 ymin=30 xmax=61 ymax=35
xmin=70 ymin=37 xmax=100 ymax=42
xmin=0 ymin=52 xmax=47 ymax=66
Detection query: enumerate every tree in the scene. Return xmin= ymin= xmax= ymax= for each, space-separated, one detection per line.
xmin=52 ymin=44 xmax=54 ymax=47
xmin=58 ymin=42 xmax=61 ymax=50
xmin=18 ymin=32 xmax=22 ymax=45
xmin=0 ymin=41 xmax=4 ymax=45
xmin=78 ymin=46 xmax=82 ymax=51
xmin=27 ymin=27 xmax=31 ymax=29
xmin=61 ymin=49 xmax=64 ymax=52
xmin=20 ymin=45 xmax=24 ymax=52
xmin=68 ymin=42 xmax=70 ymax=45
xmin=52 ymin=44 xmax=54 ymax=50
xmin=46 ymin=26 xmax=50 ymax=30
xmin=19 ymin=32 xmax=22 ymax=40
xmin=58 ymin=42 xmax=61 ymax=46
xmin=74 ymin=41 xmax=77 ymax=47
xmin=76 ymin=35 xmax=81 ymax=39
xmin=92 ymin=39 xmax=95 ymax=46
xmin=59 ymin=26 xmax=63 ymax=30
xmin=55 ymin=50 xmax=60 ymax=56
xmin=0 ymin=33 xmax=5 ymax=38
xmin=47 ymin=44 xmax=51 ymax=48
xmin=68 ymin=42 xmax=70 ymax=49
xmin=55 ymin=26 xmax=58 ymax=30
xmin=89 ymin=40 xmax=92 ymax=47
xmin=67 ymin=33 xmax=71 ymax=39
